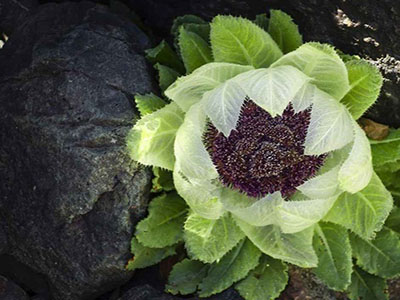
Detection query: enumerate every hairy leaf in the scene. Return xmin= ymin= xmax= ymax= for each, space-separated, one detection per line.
xmin=183 ymin=23 xmax=210 ymax=42
xmin=347 ymin=267 xmax=388 ymax=300
xmin=297 ymin=166 xmax=340 ymax=198
xmin=268 ymin=9 xmax=302 ymax=53
xmin=253 ymin=13 xmax=269 ymax=31
xmin=154 ymin=63 xmax=181 ymax=92
xmin=235 ymin=255 xmax=288 ymax=300
xmin=171 ymin=14 xmax=207 ymax=39
xmin=202 ymin=79 xmax=247 ymax=136
xmin=341 ymin=59 xmax=383 ymax=119
xmin=303 ymin=88 xmax=354 ymax=155
xmin=184 ymin=212 xmax=244 ymax=263
xmin=385 ymin=206 xmax=400 ymax=233
xmin=127 ymin=102 xmax=184 ymax=170
xmin=312 ymin=222 xmax=352 ymax=291
xmin=350 ymin=228 xmax=400 ymax=278
xmin=324 ymin=172 xmax=393 ymax=239
xmin=179 ymin=27 xmax=212 ymax=74
xmin=166 ymin=259 xmax=209 ymax=295
xmin=198 ymin=239 xmax=262 ymax=297
xmin=136 ymin=192 xmax=188 ymax=248
xmin=210 ymin=15 xmax=282 ymax=68
xmin=235 ymin=220 xmax=318 ymax=268
xmin=272 ymin=42 xmax=350 ymax=100
xmin=165 ymin=62 xmax=253 ymax=112
xmin=146 ymin=40 xmax=185 ymax=73
xmin=338 ymin=119 xmax=373 ymax=193
xmin=126 ymin=237 xmax=176 ymax=270
xmin=371 ymin=128 xmax=400 ymax=167
xmin=135 ymin=93 xmax=166 ymax=117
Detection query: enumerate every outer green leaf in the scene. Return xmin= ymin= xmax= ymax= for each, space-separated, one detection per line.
xmin=127 ymin=102 xmax=184 ymax=170
xmin=235 ymin=255 xmax=288 ymax=300
xmin=171 ymin=14 xmax=207 ymax=39
xmin=268 ymin=9 xmax=302 ymax=53
xmin=146 ymin=40 xmax=185 ymax=73
xmin=183 ymin=23 xmax=210 ymax=42
xmin=350 ymin=228 xmax=400 ymax=278
xmin=184 ymin=212 xmax=245 ymax=263
xmin=253 ymin=13 xmax=269 ymax=31
xmin=371 ymin=128 xmax=400 ymax=167
xmin=173 ymin=167 xmax=224 ymax=220
xmin=198 ymin=239 xmax=262 ymax=297
xmin=179 ymin=27 xmax=212 ymax=74
xmin=324 ymin=172 xmax=393 ymax=239
xmin=202 ymin=79 xmax=247 ymax=136
xmin=126 ymin=237 xmax=176 ymax=270
xmin=312 ymin=222 xmax=352 ymax=291
xmin=151 ymin=167 xmax=174 ymax=193
xmin=210 ymin=15 xmax=283 ymax=68
xmin=134 ymin=93 xmax=166 ymax=117
xmin=303 ymin=88 xmax=354 ymax=155
xmin=234 ymin=220 xmax=318 ymax=268
xmin=154 ymin=63 xmax=180 ymax=92
xmin=166 ymin=258 xmax=209 ymax=295
xmin=341 ymin=59 xmax=383 ymax=119
xmin=165 ymin=62 xmax=253 ymax=112
xmin=234 ymin=65 xmax=310 ymax=117
xmin=385 ymin=206 xmax=400 ymax=233
xmin=272 ymin=42 xmax=350 ymax=100
xmin=347 ymin=267 xmax=388 ymax=300
xmin=136 ymin=192 xmax=188 ymax=248
xmin=338 ymin=119 xmax=373 ymax=193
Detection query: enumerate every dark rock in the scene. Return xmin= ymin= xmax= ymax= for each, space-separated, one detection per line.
xmin=0 ymin=0 xmax=39 ymax=36
xmin=129 ymin=0 xmax=400 ymax=127
xmin=0 ymin=1 xmax=155 ymax=300
xmin=0 ymin=276 xmax=29 ymax=300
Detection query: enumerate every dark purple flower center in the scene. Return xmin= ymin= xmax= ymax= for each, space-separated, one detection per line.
xmin=204 ymin=100 xmax=325 ymax=198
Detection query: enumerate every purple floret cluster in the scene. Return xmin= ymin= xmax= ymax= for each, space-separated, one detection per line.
xmin=205 ymin=100 xmax=325 ymax=198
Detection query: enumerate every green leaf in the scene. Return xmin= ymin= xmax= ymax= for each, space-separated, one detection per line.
xmin=271 ymin=42 xmax=350 ymax=100
xmin=126 ymin=237 xmax=176 ymax=270
xmin=184 ymin=212 xmax=245 ymax=263
xmin=338 ymin=119 xmax=373 ymax=193
xmin=347 ymin=267 xmax=388 ymax=300
xmin=198 ymin=239 xmax=262 ymax=297
xmin=234 ymin=220 xmax=318 ymax=268
xmin=166 ymin=258 xmax=209 ymax=295
xmin=385 ymin=206 xmax=400 ymax=233
xmin=136 ymin=192 xmax=188 ymax=248
xmin=350 ymin=228 xmax=400 ymax=278
xmin=268 ymin=9 xmax=302 ymax=53
xmin=371 ymin=128 xmax=400 ymax=167
xmin=183 ymin=23 xmax=210 ymax=42
xmin=127 ymin=102 xmax=184 ymax=170
xmin=235 ymin=255 xmax=288 ymax=300
xmin=134 ymin=93 xmax=166 ymax=117
xmin=253 ymin=14 xmax=269 ymax=31
xmin=324 ymin=172 xmax=393 ymax=239
xmin=151 ymin=167 xmax=174 ymax=193
xmin=165 ymin=62 xmax=253 ymax=112
xmin=171 ymin=14 xmax=207 ymax=39
xmin=312 ymin=222 xmax=352 ymax=291
xmin=154 ymin=63 xmax=181 ymax=92
xmin=341 ymin=59 xmax=383 ymax=119
xmin=179 ymin=27 xmax=212 ymax=74
xmin=210 ymin=15 xmax=283 ymax=68
xmin=146 ymin=40 xmax=185 ymax=73
xmin=297 ymin=165 xmax=340 ymax=198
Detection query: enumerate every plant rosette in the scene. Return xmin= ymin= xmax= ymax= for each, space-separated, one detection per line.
xmin=126 ymin=10 xmax=400 ymax=300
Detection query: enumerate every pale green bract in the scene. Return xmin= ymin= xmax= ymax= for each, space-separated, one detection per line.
xmin=127 ymin=12 xmax=390 ymax=299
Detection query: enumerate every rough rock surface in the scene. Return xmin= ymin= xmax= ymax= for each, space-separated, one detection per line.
xmin=130 ymin=0 xmax=400 ymax=127
xmin=0 ymin=276 xmax=30 ymax=300
xmin=0 ymin=0 xmax=39 ymax=36
xmin=0 ymin=1 xmax=155 ymax=300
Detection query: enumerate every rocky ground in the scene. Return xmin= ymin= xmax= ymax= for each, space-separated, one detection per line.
xmin=0 ymin=0 xmax=399 ymax=299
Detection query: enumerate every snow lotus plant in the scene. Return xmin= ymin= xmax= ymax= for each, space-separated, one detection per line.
xmin=126 ymin=10 xmax=400 ymax=300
